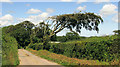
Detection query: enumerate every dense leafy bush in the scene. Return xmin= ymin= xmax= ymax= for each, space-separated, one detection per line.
xmin=29 ymin=35 xmax=119 ymax=62
xmin=49 ymin=40 xmax=114 ymax=61
xmin=2 ymin=29 xmax=19 ymax=66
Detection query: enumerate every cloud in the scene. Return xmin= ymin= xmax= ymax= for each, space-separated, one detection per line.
xmin=95 ymin=0 xmax=110 ymax=3
xmin=100 ymin=4 xmax=117 ymax=17
xmin=18 ymin=8 xmax=55 ymax=25
xmin=77 ymin=6 xmax=86 ymax=11
xmin=77 ymin=0 xmax=87 ymax=4
xmin=40 ymin=12 xmax=49 ymax=18
xmin=0 ymin=14 xmax=13 ymax=26
xmin=26 ymin=8 xmax=42 ymax=14
xmin=46 ymin=8 xmax=55 ymax=13
xmin=18 ymin=12 xmax=49 ymax=25
xmin=60 ymin=0 xmax=73 ymax=2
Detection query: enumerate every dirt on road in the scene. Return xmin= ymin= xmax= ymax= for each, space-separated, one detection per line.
xmin=18 ymin=49 xmax=64 ymax=67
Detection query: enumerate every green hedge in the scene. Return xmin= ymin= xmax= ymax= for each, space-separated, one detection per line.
xmin=2 ymin=33 xmax=19 ymax=66
xmin=29 ymin=35 xmax=119 ymax=62
xmin=49 ymin=40 xmax=115 ymax=61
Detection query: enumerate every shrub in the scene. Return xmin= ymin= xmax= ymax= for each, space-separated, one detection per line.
xmin=29 ymin=35 xmax=119 ymax=62
xmin=2 ymin=31 xmax=19 ymax=66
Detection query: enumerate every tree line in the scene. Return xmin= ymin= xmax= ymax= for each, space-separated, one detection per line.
xmin=3 ymin=12 xmax=104 ymax=49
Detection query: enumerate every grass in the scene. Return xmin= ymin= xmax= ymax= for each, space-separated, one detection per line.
xmin=27 ymin=48 xmax=110 ymax=66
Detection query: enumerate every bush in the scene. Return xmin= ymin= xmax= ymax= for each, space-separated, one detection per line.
xmin=28 ymin=43 xmax=43 ymax=50
xmin=2 ymin=31 xmax=19 ymax=66
xmin=49 ymin=40 xmax=115 ymax=62
xmin=29 ymin=35 xmax=119 ymax=62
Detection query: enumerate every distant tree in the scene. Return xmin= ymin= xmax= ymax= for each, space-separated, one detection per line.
xmin=57 ymin=36 xmax=67 ymax=42
xmin=113 ymin=30 xmax=120 ymax=35
xmin=66 ymin=32 xmax=80 ymax=41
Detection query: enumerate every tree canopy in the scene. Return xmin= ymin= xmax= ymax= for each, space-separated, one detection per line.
xmin=48 ymin=12 xmax=103 ymax=37
xmin=2 ymin=12 xmax=103 ymax=48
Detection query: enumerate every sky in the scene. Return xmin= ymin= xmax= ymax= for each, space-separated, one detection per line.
xmin=0 ymin=0 xmax=119 ymax=37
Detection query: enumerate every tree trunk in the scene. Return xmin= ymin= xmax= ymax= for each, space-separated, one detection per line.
xmin=43 ymin=35 xmax=50 ymax=50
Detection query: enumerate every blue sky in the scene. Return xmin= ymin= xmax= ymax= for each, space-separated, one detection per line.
xmin=0 ymin=2 xmax=119 ymax=37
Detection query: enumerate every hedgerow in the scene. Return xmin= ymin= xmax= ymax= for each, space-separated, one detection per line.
xmin=2 ymin=29 xmax=19 ymax=66
xmin=29 ymin=35 xmax=119 ymax=62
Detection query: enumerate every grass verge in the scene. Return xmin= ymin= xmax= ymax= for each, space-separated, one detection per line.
xmin=26 ymin=49 xmax=110 ymax=66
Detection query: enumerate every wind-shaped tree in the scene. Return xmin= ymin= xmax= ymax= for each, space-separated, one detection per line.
xmin=42 ymin=12 xmax=103 ymax=49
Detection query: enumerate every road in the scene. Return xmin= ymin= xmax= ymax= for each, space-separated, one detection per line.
xmin=18 ymin=49 xmax=64 ymax=67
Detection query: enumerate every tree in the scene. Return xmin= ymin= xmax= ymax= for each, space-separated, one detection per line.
xmin=50 ymin=34 xmax=57 ymax=41
xmin=57 ymin=36 xmax=67 ymax=42
xmin=113 ymin=30 xmax=120 ymax=35
xmin=47 ymin=12 xmax=103 ymax=38
xmin=30 ymin=22 xmax=50 ymax=43
xmin=41 ymin=12 xmax=103 ymax=47
xmin=66 ymin=32 xmax=80 ymax=41
xmin=11 ymin=21 xmax=35 ymax=48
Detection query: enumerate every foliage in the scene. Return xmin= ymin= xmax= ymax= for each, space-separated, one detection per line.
xmin=50 ymin=34 xmax=57 ymax=41
xmin=27 ymin=49 xmax=110 ymax=65
xmin=33 ymin=12 xmax=104 ymax=47
xmin=2 ymin=12 xmax=104 ymax=48
xmin=56 ymin=32 xmax=86 ymax=42
xmin=57 ymin=36 xmax=67 ymax=42
xmin=2 ymin=21 xmax=35 ymax=48
xmin=2 ymin=30 xmax=19 ymax=66
xmin=48 ymin=12 xmax=103 ymax=37
xmin=113 ymin=30 xmax=120 ymax=35
xmin=28 ymin=43 xmax=43 ymax=50
xmin=65 ymin=32 xmax=79 ymax=40
xmin=29 ymin=35 xmax=119 ymax=62
xmin=30 ymin=22 xmax=53 ymax=43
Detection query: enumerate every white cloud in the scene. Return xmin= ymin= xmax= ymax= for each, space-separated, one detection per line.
xmin=26 ymin=8 xmax=42 ymax=14
xmin=77 ymin=0 xmax=87 ymax=4
xmin=95 ymin=0 xmax=110 ymax=3
xmin=77 ymin=6 xmax=86 ymax=11
xmin=0 ymin=14 xmax=13 ymax=26
xmin=100 ymin=4 xmax=117 ymax=17
xmin=46 ymin=8 xmax=55 ymax=13
xmin=18 ymin=8 xmax=55 ymax=25
xmin=18 ymin=12 xmax=49 ymax=25
xmin=40 ymin=12 xmax=49 ymax=18
xmin=61 ymin=0 xmax=73 ymax=2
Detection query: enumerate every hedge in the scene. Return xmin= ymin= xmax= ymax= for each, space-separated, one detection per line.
xmin=29 ymin=35 xmax=119 ymax=62
xmin=2 ymin=33 xmax=19 ymax=66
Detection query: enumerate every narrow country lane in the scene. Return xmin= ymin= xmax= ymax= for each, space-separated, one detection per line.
xmin=18 ymin=49 xmax=64 ymax=67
